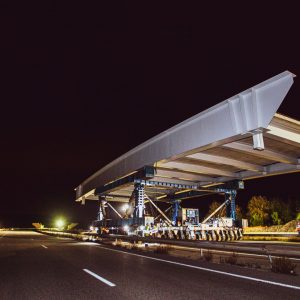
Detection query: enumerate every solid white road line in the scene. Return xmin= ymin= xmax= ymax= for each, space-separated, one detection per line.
xmin=41 ymin=245 xmax=48 ymax=249
xmin=97 ymin=246 xmax=300 ymax=291
xmin=83 ymin=269 xmax=116 ymax=287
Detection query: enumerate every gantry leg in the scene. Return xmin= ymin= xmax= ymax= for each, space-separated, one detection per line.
xmin=230 ymin=190 xmax=237 ymax=221
xmin=225 ymin=191 xmax=237 ymax=221
xmin=133 ymin=183 xmax=145 ymax=221
xmin=97 ymin=196 xmax=107 ymax=221
xmin=171 ymin=200 xmax=181 ymax=225
xmin=225 ymin=193 xmax=231 ymax=218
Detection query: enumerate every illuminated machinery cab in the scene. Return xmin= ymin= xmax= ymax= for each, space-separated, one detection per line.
xmin=182 ymin=208 xmax=199 ymax=225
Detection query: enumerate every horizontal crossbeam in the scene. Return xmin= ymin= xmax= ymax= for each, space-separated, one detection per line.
xmin=223 ymin=142 xmax=298 ymax=164
xmin=187 ymin=152 xmax=264 ymax=172
xmin=159 ymin=161 xmax=238 ymax=177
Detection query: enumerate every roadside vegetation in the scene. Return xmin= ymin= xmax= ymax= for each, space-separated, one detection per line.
xmin=224 ymin=252 xmax=238 ymax=265
xmin=243 ymin=220 xmax=299 ymax=233
xmin=247 ymin=196 xmax=299 ymax=227
xmin=153 ymin=245 xmax=171 ymax=254
xmin=208 ymin=196 xmax=299 ymax=231
xmin=243 ymin=196 xmax=299 ymax=236
xmin=203 ymin=250 xmax=213 ymax=262
xmin=271 ymin=257 xmax=297 ymax=275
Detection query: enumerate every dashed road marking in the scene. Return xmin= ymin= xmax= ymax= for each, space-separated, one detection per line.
xmin=83 ymin=269 xmax=116 ymax=287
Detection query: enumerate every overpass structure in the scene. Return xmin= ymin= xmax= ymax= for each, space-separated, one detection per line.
xmin=75 ymin=71 xmax=300 ymax=239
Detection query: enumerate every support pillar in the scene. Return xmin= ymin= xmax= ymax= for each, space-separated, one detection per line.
xmin=133 ymin=183 xmax=145 ymax=221
xmin=230 ymin=190 xmax=237 ymax=221
xmin=171 ymin=200 xmax=181 ymax=225
xmin=225 ymin=193 xmax=231 ymax=218
xmin=97 ymin=197 xmax=107 ymax=221
xmin=225 ymin=191 xmax=237 ymax=221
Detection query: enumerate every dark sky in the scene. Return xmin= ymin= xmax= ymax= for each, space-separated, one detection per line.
xmin=1 ymin=2 xmax=299 ymax=227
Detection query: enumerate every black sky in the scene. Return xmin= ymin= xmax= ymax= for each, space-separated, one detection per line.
xmin=1 ymin=2 xmax=299 ymax=227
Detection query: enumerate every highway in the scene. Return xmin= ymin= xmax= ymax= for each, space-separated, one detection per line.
xmin=0 ymin=231 xmax=299 ymax=299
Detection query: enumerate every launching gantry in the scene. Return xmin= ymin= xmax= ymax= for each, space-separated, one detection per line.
xmin=75 ymin=71 xmax=300 ymax=241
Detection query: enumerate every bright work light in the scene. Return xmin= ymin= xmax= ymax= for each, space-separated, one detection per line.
xmin=55 ymin=219 xmax=65 ymax=229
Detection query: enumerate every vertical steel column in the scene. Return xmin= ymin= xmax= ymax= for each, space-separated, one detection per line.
xmin=133 ymin=183 xmax=145 ymax=219
xmin=97 ymin=197 xmax=106 ymax=221
xmin=171 ymin=200 xmax=181 ymax=225
xmin=230 ymin=190 xmax=237 ymax=221
xmin=225 ymin=193 xmax=231 ymax=218
xmin=225 ymin=191 xmax=237 ymax=221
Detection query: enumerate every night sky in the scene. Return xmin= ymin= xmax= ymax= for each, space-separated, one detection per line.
xmin=1 ymin=2 xmax=299 ymax=228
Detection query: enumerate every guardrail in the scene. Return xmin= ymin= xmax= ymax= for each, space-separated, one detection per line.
xmin=0 ymin=228 xmax=36 ymax=231
xmin=243 ymin=232 xmax=299 ymax=236
xmin=38 ymin=230 xmax=91 ymax=239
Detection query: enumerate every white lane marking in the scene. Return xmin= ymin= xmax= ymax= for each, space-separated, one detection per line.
xmin=96 ymin=246 xmax=300 ymax=291
xmin=41 ymin=245 xmax=48 ymax=249
xmin=83 ymin=269 xmax=116 ymax=287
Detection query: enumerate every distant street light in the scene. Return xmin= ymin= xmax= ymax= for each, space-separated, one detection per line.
xmin=55 ymin=219 xmax=65 ymax=230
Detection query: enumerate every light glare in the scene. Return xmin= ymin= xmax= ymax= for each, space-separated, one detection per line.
xmin=55 ymin=219 xmax=65 ymax=229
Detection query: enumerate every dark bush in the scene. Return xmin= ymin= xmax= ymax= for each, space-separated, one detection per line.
xmin=271 ymin=257 xmax=296 ymax=274
xmin=225 ymin=253 xmax=238 ymax=265
xmin=203 ymin=250 xmax=213 ymax=262
xmin=131 ymin=243 xmax=139 ymax=251
xmin=154 ymin=245 xmax=170 ymax=254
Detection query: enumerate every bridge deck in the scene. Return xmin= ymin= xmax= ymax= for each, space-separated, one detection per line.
xmin=75 ymin=71 xmax=299 ymax=203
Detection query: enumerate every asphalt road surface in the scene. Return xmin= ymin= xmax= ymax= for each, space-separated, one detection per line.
xmin=0 ymin=231 xmax=299 ymax=300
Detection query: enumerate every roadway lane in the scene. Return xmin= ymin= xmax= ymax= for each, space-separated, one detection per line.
xmin=0 ymin=231 xmax=299 ymax=299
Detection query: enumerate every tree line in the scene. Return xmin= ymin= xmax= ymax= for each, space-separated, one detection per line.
xmin=207 ymin=196 xmax=300 ymax=226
